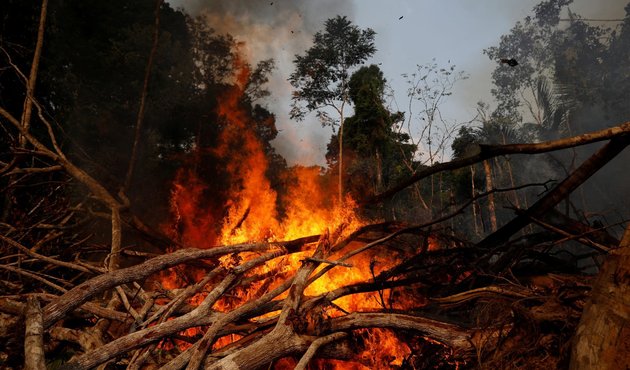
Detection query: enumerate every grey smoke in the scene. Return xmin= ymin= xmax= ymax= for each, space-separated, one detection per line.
xmin=166 ymin=0 xmax=356 ymax=166
xmin=169 ymin=0 xmax=354 ymax=34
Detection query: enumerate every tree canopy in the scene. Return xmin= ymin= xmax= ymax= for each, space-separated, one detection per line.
xmin=329 ymin=64 xmax=414 ymax=199
xmin=289 ymin=15 xmax=376 ymax=202
xmin=288 ymin=15 xmax=376 ymax=125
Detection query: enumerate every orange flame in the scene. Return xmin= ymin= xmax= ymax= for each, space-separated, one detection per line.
xmin=158 ymin=50 xmax=418 ymax=368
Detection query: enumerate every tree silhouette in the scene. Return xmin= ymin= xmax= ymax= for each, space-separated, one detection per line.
xmin=289 ymin=16 xmax=376 ymax=203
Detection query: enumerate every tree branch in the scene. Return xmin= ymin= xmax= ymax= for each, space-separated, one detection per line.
xmin=124 ymin=0 xmax=163 ymax=191
xmin=295 ymin=332 xmax=348 ymax=370
xmin=477 ymin=136 xmax=630 ymax=259
xmin=24 ymin=296 xmax=46 ymax=370
xmin=367 ymin=122 xmax=630 ymax=203
xmin=19 ymin=0 xmax=48 ymax=146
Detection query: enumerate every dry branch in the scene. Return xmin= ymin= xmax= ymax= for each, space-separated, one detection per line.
xmin=62 ymin=250 xmax=292 ymax=370
xmin=24 ymin=296 xmax=45 ymax=370
xmin=329 ymin=312 xmax=479 ymax=353
xmin=42 ymin=241 xmax=294 ymax=328
xmin=19 ymin=0 xmax=48 ymax=145
xmin=477 ymin=136 xmax=629 ymax=262
xmin=0 ymin=234 xmax=92 ymax=273
xmin=3 ymin=63 xmax=629 ymax=368
xmin=295 ymin=332 xmax=348 ymax=370
xmin=368 ymin=122 xmax=630 ymax=203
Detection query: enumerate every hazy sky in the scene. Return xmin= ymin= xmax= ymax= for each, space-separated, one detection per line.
xmin=166 ymin=0 xmax=628 ymax=166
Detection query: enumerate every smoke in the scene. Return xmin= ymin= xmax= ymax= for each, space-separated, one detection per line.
xmin=570 ymin=0 xmax=628 ymax=21
xmin=168 ymin=0 xmax=354 ymax=35
xmin=166 ymin=0 xmax=356 ymax=166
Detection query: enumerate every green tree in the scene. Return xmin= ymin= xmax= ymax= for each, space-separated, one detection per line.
xmin=484 ymin=0 xmax=630 ymax=220
xmin=335 ymin=65 xmax=413 ymax=198
xmin=289 ymin=15 xmax=376 ymax=202
xmin=484 ymin=0 xmax=572 ymax=122
xmin=0 ymin=0 xmax=283 ymax=233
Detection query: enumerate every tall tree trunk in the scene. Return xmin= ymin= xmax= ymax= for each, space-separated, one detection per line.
xmin=505 ymin=156 xmax=521 ymax=209
xmin=483 ymin=159 xmax=497 ymax=232
xmin=500 ymin=133 xmax=521 ymax=211
xmin=124 ymin=0 xmax=162 ymax=192
xmin=470 ymin=165 xmax=480 ymax=236
xmin=570 ymin=225 xmax=630 ymax=369
xmin=375 ymin=148 xmax=383 ymax=192
xmin=338 ymin=102 xmax=346 ymax=204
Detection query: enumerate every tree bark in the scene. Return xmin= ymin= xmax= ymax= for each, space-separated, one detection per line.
xmin=482 ymin=159 xmax=498 ymax=232
xmin=24 ymin=296 xmax=45 ymax=370
xmin=570 ymin=225 xmax=630 ymax=369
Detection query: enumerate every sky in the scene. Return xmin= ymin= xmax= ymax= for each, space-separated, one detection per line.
xmin=166 ymin=0 xmax=628 ymax=166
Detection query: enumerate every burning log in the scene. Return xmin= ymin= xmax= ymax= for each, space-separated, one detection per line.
xmin=0 ymin=215 xmax=606 ymax=368
xmin=0 ymin=211 xmax=595 ymax=369
xmin=1 ymin=30 xmax=629 ymax=365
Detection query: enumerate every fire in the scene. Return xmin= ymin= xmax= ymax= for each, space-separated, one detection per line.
xmin=158 ymin=51 xmax=415 ymax=368
xmin=169 ymin=169 xmax=218 ymax=248
xmin=212 ymin=54 xmax=280 ymax=246
xmin=357 ymin=328 xmax=412 ymax=368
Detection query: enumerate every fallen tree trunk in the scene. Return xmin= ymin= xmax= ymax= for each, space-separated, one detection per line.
xmin=570 ymin=225 xmax=630 ymax=369
xmin=476 ymin=136 xmax=630 ymax=253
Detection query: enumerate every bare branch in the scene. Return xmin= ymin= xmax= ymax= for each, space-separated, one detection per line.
xmin=368 ymin=121 xmax=630 ymax=203
xmin=477 ymin=136 xmax=630 ymax=257
xmin=295 ymin=332 xmax=348 ymax=370
xmin=19 ymin=0 xmax=48 ymax=146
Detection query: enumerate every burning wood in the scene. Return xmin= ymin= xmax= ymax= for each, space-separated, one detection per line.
xmin=0 ymin=203 xmax=615 ymax=369
xmin=1 ymin=115 xmax=629 ymax=367
xmin=1 ymin=6 xmax=629 ymax=366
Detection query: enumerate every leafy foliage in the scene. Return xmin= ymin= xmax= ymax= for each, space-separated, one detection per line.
xmin=288 ymin=15 xmax=376 ymax=126
xmin=329 ymin=65 xmax=415 ymax=199
xmin=0 ymin=0 xmax=282 ymax=230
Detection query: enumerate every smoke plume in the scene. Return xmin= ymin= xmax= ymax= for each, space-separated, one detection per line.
xmin=167 ymin=0 xmax=356 ymax=165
